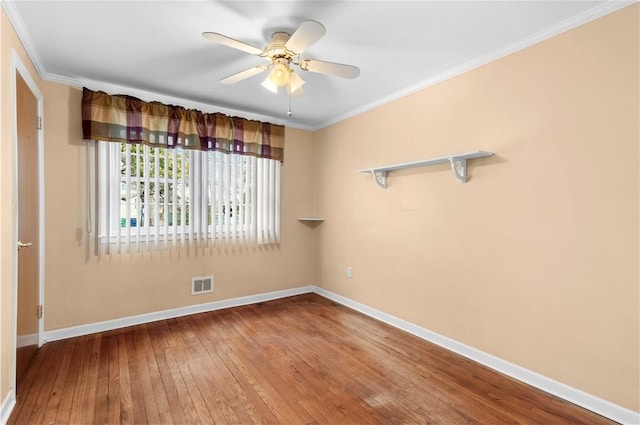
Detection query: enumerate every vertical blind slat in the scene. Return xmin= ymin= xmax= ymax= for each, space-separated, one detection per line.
xmin=144 ymin=145 xmax=150 ymax=251
xmin=164 ymin=148 xmax=169 ymax=249
xmin=275 ymin=163 xmax=281 ymax=243
xmin=238 ymin=156 xmax=246 ymax=242
xmin=136 ymin=145 xmax=142 ymax=253
xmin=180 ymin=150 xmax=187 ymax=246
xmin=111 ymin=144 xmax=121 ymax=253
xmin=209 ymin=152 xmax=217 ymax=246
xmin=250 ymin=156 xmax=257 ymax=244
xmin=125 ymin=144 xmax=131 ymax=253
xmin=98 ymin=142 xmax=109 ymax=255
xmin=187 ymin=150 xmax=198 ymax=246
xmin=172 ymin=149 xmax=178 ymax=249
xmin=216 ymin=152 xmax=223 ymax=244
xmin=224 ymin=154 xmax=230 ymax=245
xmin=203 ymin=153 xmax=209 ymax=247
xmin=268 ymin=159 xmax=275 ymax=244
xmin=230 ymin=153 xmax=237 ymax=246
xmin=154 ymin=147 xmax=160 ymax=250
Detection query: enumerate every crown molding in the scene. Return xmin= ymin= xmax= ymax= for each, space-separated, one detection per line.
xmin=312 ymin=0 xmax=638 ymax=131
xmin=1 ymin=0 xmax=47 ymax=79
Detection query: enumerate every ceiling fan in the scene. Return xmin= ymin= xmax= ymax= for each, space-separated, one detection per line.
xmin=202 ymin=20 xmax=360 ymax=98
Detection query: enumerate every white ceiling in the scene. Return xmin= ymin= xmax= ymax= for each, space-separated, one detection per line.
xmin=3 ymin=1 xmax=634 ymax=130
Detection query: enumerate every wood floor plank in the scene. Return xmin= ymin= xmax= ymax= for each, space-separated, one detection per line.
xmin=129 ymin=326 xmax=162 ymax=424
xmin=107 ymin=332 xmax=123 ymax=425
xmin=223 ymin=308 xmax=316 ymax=424
xmin=176 ymin=314 xmax=248 ymax=424
xmin=146 ymin=321 xmax=190 ymax=424
xmin=192 ymin=313 xmax=281 ymax=424
xmin=8 ymin=294 xmax=619 ymax=425
xmin=68 ymin=333 xmax=101 ymax=425
xmin=135 ymin=324 xmax=174 ymax=424
xmin=119 ymin=328 xmax=144 ymax=424
xmin=93 ymin=333 xmax=111 ymax=425
xmin=53 ymin=336 xmax=89 ymax=425
xmin=10 ymin=343 xmax=59 ymax=425
xmin=162 ymin=318 xmax=217 ymax=424
xmin=42 ymin=339 xmax=77 ymax=425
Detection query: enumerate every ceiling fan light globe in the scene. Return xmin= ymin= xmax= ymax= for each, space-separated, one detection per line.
xmin=261 ymin=77 xmax=279 ymax=93
xmin=288 ymin=86 xmax=304 ymax=98
xmin=288 ymin=70 xmax=306 ymax=93
xmin=269 ymin=63 xmax=290 ymax=86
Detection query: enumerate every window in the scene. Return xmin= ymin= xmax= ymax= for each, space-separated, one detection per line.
xmin=82 ymin=87 xmax=284 ymax=255
xmin=94 ymin=141 xmax=280 ymax=253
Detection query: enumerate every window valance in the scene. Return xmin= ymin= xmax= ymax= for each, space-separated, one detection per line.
xmin=82 ymin=87 xmax=284 ymax=162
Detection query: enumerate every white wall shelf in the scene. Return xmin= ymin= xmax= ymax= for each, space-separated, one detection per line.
xmin=297 ymin=217 xmax=325 ymax=222
xmin=358 ymin=150 xmax=493 ymax=188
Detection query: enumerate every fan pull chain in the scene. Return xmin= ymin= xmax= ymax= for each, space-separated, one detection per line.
xmin=287 ymin=87 xmax=293 ymax=117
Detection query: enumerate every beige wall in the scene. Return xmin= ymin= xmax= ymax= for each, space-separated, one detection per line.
xmin=0 ymin=7 xmax=43 ymax=408
xmin=313 ymin=5 xmax=639 ymax=412
xmin=42 ymin=82 xmax=316 ymax=330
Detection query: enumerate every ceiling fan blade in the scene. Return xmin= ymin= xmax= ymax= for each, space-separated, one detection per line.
xmin=299 ymin=59 xmax=360 ymax=79
xmin=202 ymin=32 xmax=264 ymax=56
xmin=221 ymin=66 xmax=268 ymax=84
xmin=284 ymin=20 xmax=326 ymax=54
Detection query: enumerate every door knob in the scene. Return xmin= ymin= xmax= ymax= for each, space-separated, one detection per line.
xmin=17 ymin=240 xmax=33 ymax=251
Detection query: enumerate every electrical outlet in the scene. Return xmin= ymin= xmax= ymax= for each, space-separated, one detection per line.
xmin=346 ymin=267 xmax=352 ymax=279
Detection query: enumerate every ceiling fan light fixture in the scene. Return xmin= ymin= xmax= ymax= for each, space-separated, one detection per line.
xmin=261 ymin=76 xmax=279 ymax=93
xmin=288 ymin=70 xmax=306 ymax=93
xmin=288 ymin=85 xmax=304 ymax=98
xmin=269 ymin=60 xmax=290 ymax=86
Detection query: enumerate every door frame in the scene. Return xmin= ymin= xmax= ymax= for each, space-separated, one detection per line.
xmin=10 ymin=49 xmax=45 ymax=389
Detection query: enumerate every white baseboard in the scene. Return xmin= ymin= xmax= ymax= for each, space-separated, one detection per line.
xmin=45 ymin=286 xmax=314 ymax=342
xmin=16 ymin=333 xmax=39 ymax=348
xmin=40 ymin=284 xmax=639 ymax=424
xmin=313 ymin=287 xmax=640 ymax=425
xmin=0 ymin=389 xmax=16 ymax=425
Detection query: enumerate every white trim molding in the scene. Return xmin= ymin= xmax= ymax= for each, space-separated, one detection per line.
xmin=16 ymin=333 xmax=39 ymax=349
xmin=0 ymin=0 xmax=46 ymax=79
xmin=0 ymin=389 xmax=16 ymax=425
xmin=44 ymin=286 xmax=315 ymax=342
xmin=314 ymin=287 xmax=640 ymax=425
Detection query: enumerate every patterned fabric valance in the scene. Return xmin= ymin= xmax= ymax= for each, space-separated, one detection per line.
xmin=82 ymin=87 xmax=285 ymax=162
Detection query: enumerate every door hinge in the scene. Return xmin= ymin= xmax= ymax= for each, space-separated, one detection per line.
xmin=37 ymin=116 xmax=43 ymax=130
xmin=37 ymin=304 xmax=43 ymax=319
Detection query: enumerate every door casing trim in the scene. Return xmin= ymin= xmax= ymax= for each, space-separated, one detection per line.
xmin=10 ymin=48 xmax=45 ymax=395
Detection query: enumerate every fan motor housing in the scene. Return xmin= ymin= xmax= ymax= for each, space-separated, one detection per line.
xmin=265 ymin=32 xmax=292 ymax=59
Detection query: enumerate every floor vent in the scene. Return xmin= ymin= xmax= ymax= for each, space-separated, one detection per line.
xmin=191 ymin=276 xmax=214 ymax=295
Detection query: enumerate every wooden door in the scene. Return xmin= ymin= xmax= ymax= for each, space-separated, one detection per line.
xmin=16 ymin=72 xmax=40 ymax=385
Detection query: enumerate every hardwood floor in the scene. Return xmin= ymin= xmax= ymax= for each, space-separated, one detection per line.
xmin=9 ymin=294 xmax=616 ymax=424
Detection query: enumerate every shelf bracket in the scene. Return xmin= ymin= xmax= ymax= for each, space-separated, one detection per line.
xmin=371 ymin=170 xmax=387 ymax=189
xmin=450 ymin=158 xmax=468 ymax=183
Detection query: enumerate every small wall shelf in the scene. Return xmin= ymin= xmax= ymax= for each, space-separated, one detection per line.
xmin=358 ymin=150 xmax=493 ymax=188
xmin=297 ymin=217 xmax=325 ymax=222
